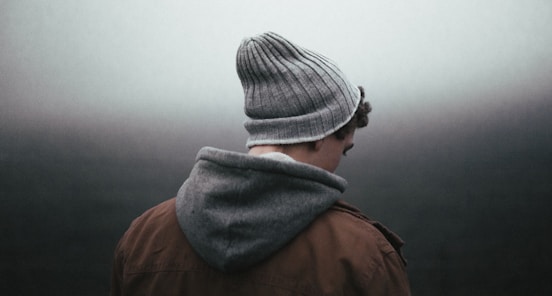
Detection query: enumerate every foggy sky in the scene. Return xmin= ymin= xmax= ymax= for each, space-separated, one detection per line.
xmin=2 ymin=0 xmax=551 ymax=144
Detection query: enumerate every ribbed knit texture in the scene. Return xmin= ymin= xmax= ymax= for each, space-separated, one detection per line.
xmin=236 ymin=32 xmax=361 ymax=148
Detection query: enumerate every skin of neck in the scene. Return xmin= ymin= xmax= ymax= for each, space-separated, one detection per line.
xmin=248 ymin=139 xmax=334 ymax=172
xmin=248 ymin=142 xmax=313 ymax=163
xmin=248 ymin=132 xmax=355 ymax=173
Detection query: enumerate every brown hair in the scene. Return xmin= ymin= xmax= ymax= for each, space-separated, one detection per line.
xmin=334 ymin=86 xmax=372 ymax=140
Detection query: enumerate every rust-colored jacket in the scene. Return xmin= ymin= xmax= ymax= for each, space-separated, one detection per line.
xmin=110 ymin=198 xmax=410 ymax=295
xmin=111 ymin=148 xmax=410 ymax=295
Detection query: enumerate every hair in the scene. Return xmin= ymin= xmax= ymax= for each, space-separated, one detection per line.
xmin=334 ymin=86 xmax=372 ymax=140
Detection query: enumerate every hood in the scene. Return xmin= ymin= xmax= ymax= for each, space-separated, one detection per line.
xmin=175 ymin=147 xmax=347 ymax=272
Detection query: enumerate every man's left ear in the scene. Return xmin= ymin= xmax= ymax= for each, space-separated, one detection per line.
xmin=313 ymin=139 xmax=324 ymax=151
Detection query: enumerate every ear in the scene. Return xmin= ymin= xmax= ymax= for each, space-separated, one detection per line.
xmin=313 ymin=139 xmax=325 ymax=151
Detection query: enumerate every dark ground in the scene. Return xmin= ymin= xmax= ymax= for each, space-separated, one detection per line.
xmin=1 ymin=95 xmax=551 ymax=295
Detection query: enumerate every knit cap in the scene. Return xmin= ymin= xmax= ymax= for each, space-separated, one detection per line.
xmin=236 ymin=32 xmax=361 ymax=148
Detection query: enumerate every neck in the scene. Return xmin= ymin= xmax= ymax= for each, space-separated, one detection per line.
xmin=248 ymin=145 xmax=285 ymax=156
xmin=249 ymin=143 xmax=313 ymax=163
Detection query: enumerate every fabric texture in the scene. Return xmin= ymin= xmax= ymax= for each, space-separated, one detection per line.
xmin=175 ymin=147 xmax=347 ymax=272
xmin=111 ymin=199 xmax=411 ymax=295
xmin=236 ymin=32 xmax=361 ymax=148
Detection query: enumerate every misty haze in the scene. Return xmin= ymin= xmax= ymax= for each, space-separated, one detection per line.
xmin=1 ymin=1 xmax=551 ymax=295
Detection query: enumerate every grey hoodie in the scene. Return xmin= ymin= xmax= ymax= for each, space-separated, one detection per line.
xmin=175 ymin=147 xmax=348 ymax=273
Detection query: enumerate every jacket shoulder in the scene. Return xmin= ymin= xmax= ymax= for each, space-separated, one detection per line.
xmin=115 ymin=198 xmax=187 ymax=265
xmin=327 ymin=200 xmax=407 ymax=265
xmin=261 ymin=199 xmax=411 ymax=294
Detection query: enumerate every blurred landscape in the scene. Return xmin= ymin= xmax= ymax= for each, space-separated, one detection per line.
xmin=1 ymin=91 xmax=550 ymax=295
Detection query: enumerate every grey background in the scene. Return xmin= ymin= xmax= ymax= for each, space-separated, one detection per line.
xmin=1 ymin=1 xmax=551 ymax=295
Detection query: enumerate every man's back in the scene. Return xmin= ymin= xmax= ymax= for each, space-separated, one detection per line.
xmin=111 ymin=32 xmax=411 ymax=295
xmin=111 ymin=198 xmax=409 ymax=295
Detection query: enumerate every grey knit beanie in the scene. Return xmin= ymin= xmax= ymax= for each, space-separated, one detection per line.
xmin=236 ymin=32 xmax=361 ymax=148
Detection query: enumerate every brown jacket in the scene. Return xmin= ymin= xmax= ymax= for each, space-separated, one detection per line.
xmin=110 ymin=198 xmax=410 ymax=295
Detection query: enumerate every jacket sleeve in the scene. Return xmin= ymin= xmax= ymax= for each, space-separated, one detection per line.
xmin=363 ymin=250 xmax=411 ymax=296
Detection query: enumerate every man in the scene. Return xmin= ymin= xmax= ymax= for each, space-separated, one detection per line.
xmin=111 ymin=32 xmax=411 ymax=295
